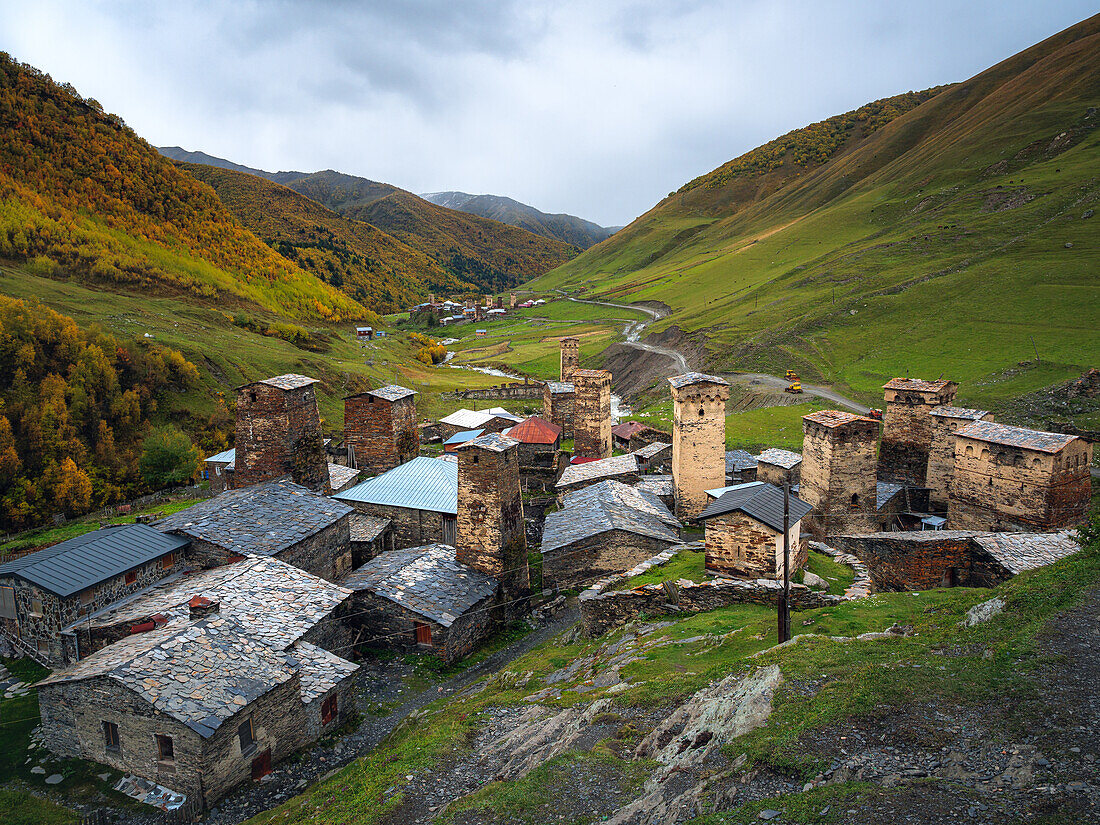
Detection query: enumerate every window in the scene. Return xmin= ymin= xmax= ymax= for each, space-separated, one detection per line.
xmin=849 ymin=494 xmax=860 ymax=510
xmin=156 ymin=734 xmax=174 ymax=763
xmin=80 ymin=589 xmax=95 ymax=606
xmin=160 ymin=553 xmax=174 ymax=570
xmin=238 ymin=718 xmax=255 ymax=755
xmin=0 ymin=585 xmax=15 ymax=620
xmin=414 ymin=622 xmax=432 ymax=646
xmin=125 ymin=571 xmax=137 ymax=585
xmin=103 ymin=721 xmax=120 ymax=752
xmin=29 ymin=598 xmax=43 ymax=618
xmin=321 ymin=694 xmax=338 ymax=725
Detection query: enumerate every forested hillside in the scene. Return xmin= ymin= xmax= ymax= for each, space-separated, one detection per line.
xmin=530 ymin=15 xmax=1100 ymax=413
xmin=180 ymin=164 xmax=472 ymax=313
xmin=0 ymin=54 xmax=366 ymax=322
xmin=0 ymin=295 xmax=226 ymax=531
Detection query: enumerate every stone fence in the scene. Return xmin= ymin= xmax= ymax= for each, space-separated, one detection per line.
xmin=578 ymin=540 xmax=872 ymax=638
xmin=444 ymin=380 xmax=546 ymax=401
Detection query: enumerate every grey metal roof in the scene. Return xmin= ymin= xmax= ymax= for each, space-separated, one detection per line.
xmin=244 ymin=374 xmax=318 ymax=391
xmin=756 ymin=448 xmax=802 ymax=469
xmin=0 ymin=524 xmax=190 ymax=598
xmin=668 ymin=372 xmax=728 ymax=389
xmin=557 ymin=453 xmax=639 ymax=489
xmin=543 ymin=481 xmax=681 ymax=554
xmin=725 ymin=449 xmax=758 ymax=472
xmin=342 ymin=544 xmax=498 ymax=626
xmin=334 ymin=456 xmax=458 ymax=515
xmin=545 ymin=381 xmax=574 ymax=394
xmin=155 ymin=479 xmax=352 ymax=556
xmin=876 ymin=481 xmax=905 ymax=510
xmin=930 ymin=406 xmax=990 ymax=421
xmin=954 ymin=421 xmax=1076 ymax=453
xmin=696 ymin=482 xmax=812 ymax=530
xmin=359 ymin=385 xmax=418 ymax=402
xmin=205 ymin=447 xmax=235 ymax=464
xmin=459 ymin=432 xmax=519 ymax=453
xmin=633 ymin=442 xmax=671 ymax=460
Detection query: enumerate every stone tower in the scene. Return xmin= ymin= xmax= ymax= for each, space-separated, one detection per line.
xmin=669 ymin=372 xmax=730 ymax=519
xmin=878 ymin=378 xmax=958 ymax=485
xmin=456 ymin=433 xmax=529 ymax=614
xmin=572 ymin=369 xmax=612 ymax=459
xmin=926 ymin=406 xmax=993 ymax=512
xmin=543 ymin=381 xmax=575 ymax=440
xmin=233 ymin=374 xmax=330 ymax=493
xmin=800 ymin=410 xmax=880 ymax=538
xmin=509 ymin=293 xmax=517 ymax=309
xmin=343 ymin=385 xmax=419 ymax=474
xmin=559 ymin=336 xmax=580 ymax=382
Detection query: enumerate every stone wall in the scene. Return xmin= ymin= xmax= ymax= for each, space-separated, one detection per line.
xmin=671 ymin=379 xmax=730 ymax=519
xmin=800 ymin=413 xmax=879 ymax=538
xmin=233 ymin=382 xmax=330 ymax=493
xmin=829 ymin=531 xmax=981 ymax=591
xmin=275 ymin=517 xmax=352 ymax=582
xmin=704 ymin=513 xmax=803 ymax=579
xmin=573 ymin=369 xmax=612 ymax=459
xmin=2 ymin=547 xmax=182 ymax=667
xmin=517 ymin=443 xmax=565 ymax=493
xmin=926 ymin=411 xmax=994 ymax=511
xmin=344 ymin=394 xmax=419 ymax=475
xmin=346 ymin=591 xmax=494 ymax=664
xmin=542 ymin=530 xmax=676 ymax=591
xmin=757 ymin=461 xmax=799 ymax=487
xmin=560 ymin=337 xmax=580 ymax=381
xmin=448 ymin=381 xmax=545 ymax=401
xmin=348 ymin=501 xmax=449 ymax=550
xmin=204 ymin=460 xmax=232 ymax=494
xmin=949 ymin=435 xmax=1092 ymax=531
xmin=543 ymin=386 xmax=575 ymax=440
xmin=302 ymin=673 xmax=358 ymax=743
xmin=878 ymin=383 xmax=958 ymax=485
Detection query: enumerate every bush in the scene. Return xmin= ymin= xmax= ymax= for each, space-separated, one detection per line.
xmin=139 ymin=425 xmax=201 ymax=488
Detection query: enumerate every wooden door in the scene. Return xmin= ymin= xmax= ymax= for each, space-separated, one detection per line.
xmin=251 ymin=749 xmax=271 ymax=781
xmin=414 ymin=622 xmax=432 ymax=646
xmin=442 ymin=515 xmax=457 ymax=546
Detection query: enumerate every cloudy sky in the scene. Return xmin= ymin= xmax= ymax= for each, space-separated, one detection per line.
xmin=1 ymin=1 xmax=1093 ymax=226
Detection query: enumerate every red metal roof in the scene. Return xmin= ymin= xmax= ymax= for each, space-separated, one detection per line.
xmin=612 ymin=421 xmax=650 ymax=439
xmin=505 ymin=416 xmax=562 ymax=444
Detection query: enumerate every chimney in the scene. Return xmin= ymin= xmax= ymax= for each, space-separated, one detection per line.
xmin=188 ymin=595 xmax=219 ymax=619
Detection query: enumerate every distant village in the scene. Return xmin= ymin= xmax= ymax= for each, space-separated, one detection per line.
xmin=0 ymin=302 xmax=1093 ymax=813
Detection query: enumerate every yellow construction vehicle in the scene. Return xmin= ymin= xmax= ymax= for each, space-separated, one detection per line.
xmin=785 ymin=380 xmax=802 ymax=394
xmin=785 ymin=369 xmax=798 ymax=381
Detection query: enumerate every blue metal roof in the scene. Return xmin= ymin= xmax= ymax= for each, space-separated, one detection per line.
xmin=333 ymin=456 xmax=459 ymax=515
xmin=443 ymin=429 xmax=484 ymax=446
xmin=0 ymin=524 xmax=190 ymax=598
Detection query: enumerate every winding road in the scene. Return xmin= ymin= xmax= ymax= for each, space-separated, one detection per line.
xmin=564 ymin=295 xmax=869 ymax=414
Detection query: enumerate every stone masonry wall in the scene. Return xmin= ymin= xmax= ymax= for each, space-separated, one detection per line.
xmin=800 ymin=415 xmax=879 ymax=538
xmin=829 ymin=531 xmax=980 ymax=591
xmin=346 ymin=592 xmax=494 ymax=664
xmin=671 ymin=381 xmax=730 ymax=519
xmin=560 ymin=337 xmax=580 ymax=381
xmin=273 ymin=516 xmax=352 ymax=582
xmin=879 ymin=384 xmax=957 ymax=485
xmin=349 ymin=501 xmax=447 ymax=550
xmin=234 ymin=383 xmax=330 ymax=493
xmin=926 ymin=411 xmax=994 ymax=511
xmin=344 ymin=394 xmax=419 ymax=475
xmin=543 ymin=387 xmax=575 ymax=440
xmin=572 ymin=369 xmax=612 ymax=459
xmin=757 ymin=461 xmax=800 ymax=487
xmin=704 ymin=512 xmax=798 ymax=579
xmin=542 ymin=530 xmax=675 ymax=591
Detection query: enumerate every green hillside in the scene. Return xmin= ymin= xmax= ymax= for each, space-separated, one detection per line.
xmin=530 ymin=16 xmax=1100 ymax=413
xmin=179 ymin=163 xmax=472 ymax=314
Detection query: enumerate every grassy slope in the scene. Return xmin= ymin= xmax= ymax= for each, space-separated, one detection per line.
xmin=178 ymin=164 xmax=471 ymax=314
xmin=529 ymin=16 xmax=1100 ymax=414
xmin=243 ymin=524 xmax=1100 ymax=825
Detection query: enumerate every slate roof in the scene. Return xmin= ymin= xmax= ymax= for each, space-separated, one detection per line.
xmin=725 ymin=449 xmax=758 ymax=473
xmin=696 ymin=482 xmax=813 ymax=531
xmin=458 ymin=432 xmax=519 ymax=453
xmin=756 ymin=448 xmax=802 ymax=469
xmin=633 ymin=441 xmax=671 ymax=460
xmin=0 ymin=524 xmax=189 ymax=598
xmin=557 ymin=453 xmax=639 ymax=489
xmin=612 ymin=421 xmax=650 ymax=440
xmin=351 ymin=385 xmax=417 ymax=402
xmin=635 ymin=475 xmax=673 ymax=498
xmin=971 ymin=530 xmax=1080 ymax=574
xmin=543 ymin=481 xmax=681 ymax=554
xmin=342 ymin=545 xmax=498 ymax=626
xmin=334 ymin=456 xmax=458 ymax=515
xmin=349 ymin=514 xmax=391 ymax=543
xmin=505 ymin=416 xmax=562 ymax=444
xmin=876 ymin=481 xmax=905 ymax=511
xmin=803 ymin=410 xmax=875 ymax=428
xmin=327 ymin=463 xmax=361 ymax=492
xmin=292 ymin=641 xmax=360 ymax=704
xmin=247 ymin=374 xmax=318 ymax=391
xmin=883 ymin=378 xmax=955 ymax=393
xmin=545 ymin=381 xmax=574 ymax=395
xmin=953 ymin=421 xmax=1077 ymax=454
xmin=155 ymin=479 xmax=352 ymax=556
xmin=79 ymin=556 xmax=352 ymax=650
xmin=668 ymin=372 xmax=728 ymax=389
xmin=930 ymin=406 xmax=991 ymax=421
xmin=205 ymin=447 xmax=235 ymax=464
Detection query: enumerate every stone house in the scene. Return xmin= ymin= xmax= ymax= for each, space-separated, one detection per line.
xmin=503 ymin=416 xmax=565 ymax=493
xmin=925 ymin=406 xmax=994 ymax=512
xmin=633 ymin=441 xmax=672 ymax=474
xmin=755 ymin=448 xmax=801 ymax=487
xmin=333 ymin=456 xmax=459 ymax=548
xmin=670 ymin=372 xmax=730 ymax=520
xmin=342 ymin=544 xmax=498 ymax=664
xmin=696 ymin=482 xmax=812 ymax=579
xmin=203 ymin=447 xmax=235 ymax=494
xmin=559 ymin=336 xmax=580 ymax=381
xmin=349 ymin=514 xmax=394 ymax=567
xmin=343 ymin=385 xmax=419 ymax=475
xmin=948 ymin=421 xmax=1092 ymax=531
xmin=541 ymin=480 xmax=681 ymax=588
xmin=542 ymin=381 xmax=575 ymax=440
xmin=327 ymin=463 xmax=362 ymax=494
xmin=611 ymin=421 xmax=650 ymax=451
xmin=155 ymin=479 xmax=354 ymax=582
xmin=725 ymin=450 xmax=759 ymax=484
xmin=556 ymin=453 xmax=641 ymax=499
xmin=878 ymin=378 xmax=959 ymax=485
xmin=572 ymin=369 xmax=613 ymax=459
xmin=800 ymin=410 xmax=881 ymax=538
xmin=628 ymin=426 xmax=673 ymax=453
xmin=438 ymin=408 xmax=522 ymax=442
xmin=232 ymin=374 xmax=330 ymax=493
xmin=634 ymin=475 xmax=675 ymax=511
xmin=0 ymin=524 xmax=190 ymax=667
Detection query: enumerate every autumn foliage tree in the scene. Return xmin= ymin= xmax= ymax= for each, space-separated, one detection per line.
xmin=139 ymin=426 xmax=201 ymax=488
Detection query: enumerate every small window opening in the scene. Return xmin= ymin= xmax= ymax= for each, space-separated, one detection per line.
xmin=156 ymin=734 xmax=174 ymax=763
xmin=321 ymin=694 xmax=338 ymax=725
xmin=103 ymin=721 xmax=119 ymax=752
xmin=125 ymin=571 xmax=137 ymax=585
xmin=238 ymin=718 xmax=256 ymax=755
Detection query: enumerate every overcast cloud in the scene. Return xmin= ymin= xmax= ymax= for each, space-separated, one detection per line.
xmin=0 ymin=1 xmax=1093 ymax=226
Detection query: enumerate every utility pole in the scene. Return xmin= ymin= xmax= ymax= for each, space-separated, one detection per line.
xmin=778 ymin=482 xmax=791 ymax=643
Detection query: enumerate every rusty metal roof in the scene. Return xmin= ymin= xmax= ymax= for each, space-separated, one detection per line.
xmin=612 ymin=421 xmax=650 ymax=439
xmin=505 ymin=416 xmax=562 ymax=444
xmin=953 ymin=421 xmax=1078 ymax=453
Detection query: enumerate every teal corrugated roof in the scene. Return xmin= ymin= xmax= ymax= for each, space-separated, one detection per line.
xmin=333 ymin=456 xmax=458 ymax=515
